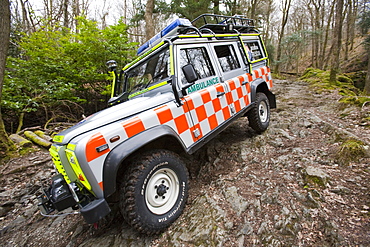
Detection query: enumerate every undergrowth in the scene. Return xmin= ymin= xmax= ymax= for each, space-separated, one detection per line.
xmin=300 ymin=68 xmax=370 ymax=113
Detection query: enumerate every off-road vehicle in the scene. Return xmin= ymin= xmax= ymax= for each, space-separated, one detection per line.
xmin=38 ymin=14 xmax=276 ymax=234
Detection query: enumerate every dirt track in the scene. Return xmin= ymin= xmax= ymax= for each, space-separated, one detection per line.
xmin=0 ymin=79 xmax=369 ymax=246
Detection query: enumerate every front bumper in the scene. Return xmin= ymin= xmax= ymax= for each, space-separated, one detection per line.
xmin=37 ymin=174 xmax=111 ymax=224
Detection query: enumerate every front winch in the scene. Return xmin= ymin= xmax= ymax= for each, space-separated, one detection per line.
xmin=37 ymin=174 xmax=78 ymax=215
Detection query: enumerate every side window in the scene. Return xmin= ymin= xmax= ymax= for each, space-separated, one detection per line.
xmin=214 ymin=45 xmax=240 ymax=72
xmin=179 ymin=47 xmax=215 ymax=84
xmin=243 ymin=40 xmax=266 ymax=61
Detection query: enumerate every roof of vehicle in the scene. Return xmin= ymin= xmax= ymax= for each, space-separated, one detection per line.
xmin=136 ymin=14 xmax=258 ymax=57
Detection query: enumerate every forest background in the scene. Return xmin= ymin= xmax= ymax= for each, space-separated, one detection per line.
xmin=0 ymin=0 xmax=369 ymax=158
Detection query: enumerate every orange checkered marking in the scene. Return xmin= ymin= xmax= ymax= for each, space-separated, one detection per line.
xmin=183 ymin=96 xmax=195 ymax=113
xmin=195 ymin=105 xmax=207 ymax=122
xmin=200 ymin=90 xmax=212 ymax=103
xmin=222 ymin=106 xmax=231 ymax=119
xmin=208 ymin=114 xmax=218 ymax=130
xmin=174 ymin=114 xmax=189 ymax=134
xmin=122 ymin=116 xmax=145 ymax=138
xmin=212 ymin=97 xmax=222 ymax=112
xmin=154 ymin=105 xmax=173 ymax=124
xmin=86 ymin=132 xmax=110 ymax=162
xmin=234 ymin=99 xmax=242 ymax=112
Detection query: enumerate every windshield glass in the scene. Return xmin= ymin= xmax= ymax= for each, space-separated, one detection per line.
xmin=123 ymin=48 xmax=170 ymax=95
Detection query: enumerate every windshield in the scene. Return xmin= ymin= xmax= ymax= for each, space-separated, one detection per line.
xmin=121 ymin=48 xmax=170 ymax=96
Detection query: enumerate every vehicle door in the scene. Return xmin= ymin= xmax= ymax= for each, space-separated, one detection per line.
xmin=176 ymin=44 xmax=232 ymax=141
xmin=209 ymin=41 xmax=252 ymax=115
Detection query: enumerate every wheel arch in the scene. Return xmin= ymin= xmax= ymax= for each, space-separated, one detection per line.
xmin=250 ymin=78 xmax=276 ymax=109
xmin=102 ymin=125 xmax=187 ymax=198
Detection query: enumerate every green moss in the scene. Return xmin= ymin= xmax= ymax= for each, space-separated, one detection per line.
xmin=272 ymin=73 xmax=286 ymax=80
xmin=335 ymin=139 xmax=366 ymax=165
xmin=337 ymin=74 xmax=353 ymax=84
xmin=339 ymin=96 xmax=370 ymax=107
xmin=19 ymin=147 xmax=38 ymax=156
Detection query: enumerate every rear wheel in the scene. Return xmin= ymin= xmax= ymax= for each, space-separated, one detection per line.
xmin=119 ymin=150 xmax=189 ymax=234
xmin=247 ymin=92 xmax=270 ymax=133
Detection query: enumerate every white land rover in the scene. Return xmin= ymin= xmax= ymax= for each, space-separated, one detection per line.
xmin=38 ymin=14 xmax=276 ymax=234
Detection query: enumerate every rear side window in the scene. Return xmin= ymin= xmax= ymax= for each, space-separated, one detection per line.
xmin=243 ymin=40 xmax=266 ymax=61
xmin=179 ymin=47 xmax=215 ymax=84
xmin=214 ymin=45 xmax=240 ymax=72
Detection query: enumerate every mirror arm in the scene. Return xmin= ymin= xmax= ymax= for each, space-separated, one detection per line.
xmin=171 ymin=75 xmax=183 ymax=106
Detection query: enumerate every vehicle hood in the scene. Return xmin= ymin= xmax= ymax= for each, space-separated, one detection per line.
xmin=53 ymin=93 xmax=174 ymax=145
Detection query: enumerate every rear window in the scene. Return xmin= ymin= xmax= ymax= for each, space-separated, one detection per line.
xmin=243 ymin=40 xmax=266 ymax=61
xmin=214 ymin=45 xmax=240 ymax=72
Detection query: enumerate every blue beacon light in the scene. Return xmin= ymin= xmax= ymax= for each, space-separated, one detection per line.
xmin=137 ymin=18 xmax=192 ymax=55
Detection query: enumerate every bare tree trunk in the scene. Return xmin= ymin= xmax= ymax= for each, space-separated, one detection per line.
xmin=0 ymin=0 xmax=15 ymax=158
xmin=73 ymin=0 xmax=80 ymax=33
xmin=213 ymin=0 xmax=220 ymax=14
xmin=250 ymin=0 xmax=258 ymax=20
xmin=19 ymin=0 xmax=31 ymax=33
xmin=145 ymin=0 xmax=155 ymax=42
xmin=274 ymin=0 xmax=292 ymax=74
xmin=329 ymin=0 xmax=344 ymax=84
xmin=264 ymin=0 xmax=274 ymax=42
xmin=63 ymin=0 xmax=69 ymax=28
xmin=344 ymin=0 xmax=352 ymax=61
xmin=321 ymin=1 xmax=335 ymax=69
xmin=365 ymin=49 xmax=370 ymax=94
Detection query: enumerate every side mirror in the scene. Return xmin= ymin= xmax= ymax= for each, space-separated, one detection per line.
xmin=106 ymin=60 xmax=117 ymax=72
xmin=108 ymin=92 xmax=129 ymax=107
xmin=182 ymin=64 xmax=198 ymax=85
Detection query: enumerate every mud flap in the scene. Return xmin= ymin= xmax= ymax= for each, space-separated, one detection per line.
xmin=80 ymin=199 xmax=111 ymax=224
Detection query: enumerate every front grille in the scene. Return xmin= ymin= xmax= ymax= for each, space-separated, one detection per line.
xmin=49 ymin=145 xmax=71 ymax=184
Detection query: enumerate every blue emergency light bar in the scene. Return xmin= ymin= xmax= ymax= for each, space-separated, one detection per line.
xmin=137 ymin=18 xmax=192 ymax=55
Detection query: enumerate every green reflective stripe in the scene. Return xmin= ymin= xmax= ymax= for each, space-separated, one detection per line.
xmin=240 ymin=33 xmax=260 ymax=37
xmin=110 ymin=71 xmax=116 ymax=98
xmin=169 ymin=45 xmax=174 ymax=75
xmin=53 ymin=135 xmax=64 ymax=143
xmin=250 ymin=57 xmax=268 ymax=63
xmin=123 ymin=41 xmax=166 ymax=71
xmin=128 ymin=81 xmax=168 ymax=99
xmin=258 ymin=35 xmax=270 ymax=66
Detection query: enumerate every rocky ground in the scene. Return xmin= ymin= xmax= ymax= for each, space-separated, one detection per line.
xmin=0 ymin=79 xmax=369 ymax=247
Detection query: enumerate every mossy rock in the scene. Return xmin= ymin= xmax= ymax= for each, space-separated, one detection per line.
xmin=335 ymin=139 xmax=366 ymax=165
xmin=337 ymin=74 xmax=353 ymax=84
xmin=339 ymin=96 xmax=370 ymax=107
xmin=302 ymin=166 xmax=330 ymax=188
xmin=300 ymin=68 xmax=327 ymax=80
xmin=345 ymin=71 xmax=366 ymax=90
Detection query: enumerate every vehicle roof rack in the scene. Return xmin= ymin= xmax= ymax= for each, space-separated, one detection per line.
xmin=136 ymin=14 xmax=257 ymax=56
xmin=191 ymin=14 xmax=256 ymax=34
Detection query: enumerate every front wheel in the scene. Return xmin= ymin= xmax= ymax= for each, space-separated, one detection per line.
xmin=119 ymin=150 xmax=189 ymax=234
xmin=247 ymin=92 xmax=270 ymax=133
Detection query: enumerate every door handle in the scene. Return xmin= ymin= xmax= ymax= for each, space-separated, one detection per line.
xmin=217 ymin=91 xmax=225 ymax=97
xmin=241 ymin=81 xmax=248 ymax=86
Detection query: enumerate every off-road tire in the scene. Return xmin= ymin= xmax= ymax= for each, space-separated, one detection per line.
xmin=119 ymin=149 xmax=189 ymax=235
xmin=247 ymin=92 xmax=270 ymax=133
